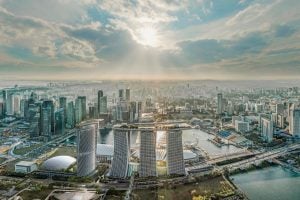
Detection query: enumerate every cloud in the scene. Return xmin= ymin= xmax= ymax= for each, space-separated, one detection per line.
xmin=0 ymin=6 xmax=100 ymax=65
xmin=177 ymin=32 xmax=268 ymax=64
xmin=0 ymin=0 xmax=300 ymax=80
xmin=0 ymin=0 xmax=92 ymax=23
xmin=274 ymin=24 xmax=296 ymax=37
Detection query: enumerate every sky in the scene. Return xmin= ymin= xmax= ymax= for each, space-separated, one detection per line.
xmin=0 ymin=0 xmax=299 ymax=80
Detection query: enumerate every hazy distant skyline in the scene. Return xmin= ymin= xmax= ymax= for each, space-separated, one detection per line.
xmin=0 ymin=0 xmax=300 ymax=80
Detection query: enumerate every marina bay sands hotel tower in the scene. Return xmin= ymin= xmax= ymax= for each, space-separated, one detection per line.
xmin=110 ymin=125 xmax=131 ymax=177
xmin=139 ymin=127 xmax=157 ymax=177
xmin=110 ymin=124 xmax=185 ymax=178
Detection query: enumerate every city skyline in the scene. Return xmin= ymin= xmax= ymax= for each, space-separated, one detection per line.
xmin=0 ymin=0 xmax=300 ymax=80
xmin=0 ymin=81 xmax=300 ymax=199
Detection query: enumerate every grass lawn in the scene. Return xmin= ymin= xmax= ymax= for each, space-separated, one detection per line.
xmin=132 ymin=176 xmax=235 ymax=200
xmin=14 ymin=144 xmax=42 ymax=155
xmin=5 ymin=158 xmax=21 ymax=172
xmin=49 ymin=146 xmax=77 ymax=158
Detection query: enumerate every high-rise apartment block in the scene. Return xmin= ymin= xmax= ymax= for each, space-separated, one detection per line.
xmin=261 ymin=116 xmax=274 ymax=142
xmin=290 ymin=108 xmax=300 ymax=137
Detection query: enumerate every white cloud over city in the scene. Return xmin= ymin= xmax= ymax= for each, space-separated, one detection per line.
xmin=0 ymin=0 xmax=299 ymax=80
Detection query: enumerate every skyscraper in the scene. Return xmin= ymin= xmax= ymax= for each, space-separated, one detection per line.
xmin=0 ymin=102 xmax=4 ymax=119
xmin=97 ymin=90 xmax=103 ymax=114
xmin=55 ymin=108 xmax=65 ymax=135
xmin=166 ymin=129 xmax=185 ymax=175
xmin=78 ymin=96 xmax=87 ymax=120
xmin=77 ymin=121 xmax=98 ymax=177
xmin=217 ymin=93 xmax=223 ymax=115
xmin=290 ymin=108 xmax=300 ymax=137
xmin=129 ymin=101 xmax=137 ymax=123
xmin=99 ymin=96 xmax=108 ymax=114
xmin=6 ymin=90 xmax=14 ymax=116
xmin=119 ymin=89 xmax=124 ymax=101
xmin=139 ymin=128 xmax=157 ymax=177
xmin=137 ymin=101 xmax=142 ymax=121
xmin=98 ymin=90 xmax=103 ymax=99
xmin=59 ymin=97 xmax=67 ymax=124
xmin=67 ymin=101 xmax=75 ymax=128
xmin=116 ymin=104 xmax=123 ymax=122
xmin=28 ymin=103 xmax=41 ymax=138
xmin=75 ymin=98 xmax=83 ymax=124
xmin=20 ymin=99 xmax=29 ymax=119
xmin=125 ymin=88 xmax=130 ymax=102
xmin=89 ymin=105 xmax=97 ymax=119
xmin=1 ymin=90 xmax=6 ymax=116
xmin=41 ymin=107 xmax=52 ymax=138
xmin=110 ymin=125 xmax=130 ymax=178
xmin=41 ymin=100 xmax=55 ymax=137
xmin=13 ymin=95 xmax=20 ymax=115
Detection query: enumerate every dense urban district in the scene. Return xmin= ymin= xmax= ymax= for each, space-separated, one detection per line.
xmin=0 ymin=80 xmax=299 ymax=200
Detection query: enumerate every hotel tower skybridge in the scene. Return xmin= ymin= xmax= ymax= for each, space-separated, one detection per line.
xmin=110 ymin=121 xmax=192 ymax=178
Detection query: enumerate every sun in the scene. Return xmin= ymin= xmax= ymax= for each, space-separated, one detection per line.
xmin=137 ymin=26 xmax=158 ymax=47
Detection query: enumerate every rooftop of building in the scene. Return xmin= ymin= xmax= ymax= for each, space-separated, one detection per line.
xmin=15 ymin=161 xmax=36 ymax=167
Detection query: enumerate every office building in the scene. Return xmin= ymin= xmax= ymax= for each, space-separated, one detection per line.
xmin=129 ymin=101 xmax=137 ymax=122
xmin=41 ymin=100 xmax=55 ymax=137
xmin=6 ymin=90 xmax=14 ymax=115
xmin=20 ymin=99 xmax=29 ymax=119
xmin=290 ymin=108 xmax=300 ymax=137
xmin=235 ymin=121 xmax=249 ymax=133
xmin=97 ymin=90 xmax=103 ymax=114
xmin=217 ymin=93 xmax=223 ymax=114
xmin=41 ymin=106 xmax=52 ymax=138
xmin=77 ymin=122 xmax=98 ymax=177
xmin=78 ymin=96 xmax=87 ymax=120
xmin=75 ymin=98 xmax=82 ymax=124
xmin=1 ymin=90 xmax=6 ymax=116
xmin=110 ymin=125 xmax=130 ymax=178
xmin=28 ymin=103 xmax=40 ymax=138
xmin=166 ymin=130 xmax=185 ymax=175
xmin=116 ymin=104 xmax=123 ymax=121
xmin=137 ymin=101 xmax=142 ymax=121
xmin=89 ymin=105 xmax=97 ymax=119
xmin=119 ymin=89 xmax=124 ymax=101
xmin=139 ymin=128 xmax=157 ymax=177
xmin=59 ymin=97 xmax=67 ymax=124
xmin=13 ymin=95 xmax=20 ymax=115
xmin=0 ymin=102 xmax=4 ymax=119
xmin=125 ymin=88 xmax=130 ymax=102
xmin=55 ymin=108 xmax=65 ymax=135
xmin=99 ymin=96 xmax=108 ymax=114
xmin=98 ymin=90 xmax=103 ymax=99
xmin=15 ymin=161 xmax=37 ymax=174
xmin=67 ymin=101 xmax=75 ymax=128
